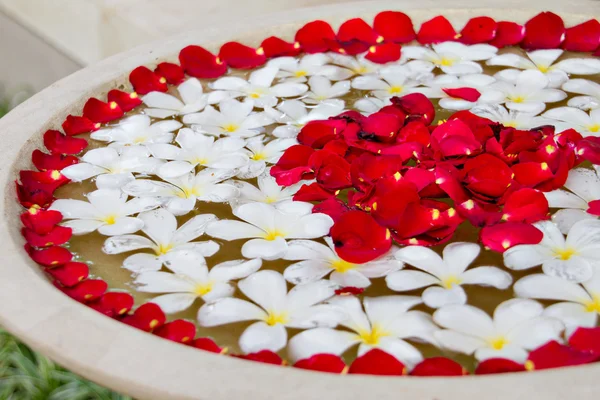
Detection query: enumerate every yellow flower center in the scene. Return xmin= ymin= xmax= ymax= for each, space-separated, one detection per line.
xmin=439 ymin=57 xmax=455 ymax=66
xmin=294 ymin=70 xmax=308 ymax=77
xmin=584 ymin=295 xmax=600 ymax=313
xmin=155 ymin=243 xmax=173 ymax=255
xmin=357 ymin=324 xmax=389 ymax=346
xmin=264 ymin=196 xmax=277 ymax=204
xmin=251 ymin=152 xmax=266 ymax=161
xmin=265 ymin=311 xmax=289 ymax=326
xmin=388 ymin=86 xmax=403 ymax=94
xmin=509 ymin=96 xmax=526 ymax=103
xmin=537 ymin=65 xmax=550 ymax=73
xmin=176 ymin=186 xmax=199 ymax=199
xmin=331 ymin=258 xmax=356 ymax=273
xmin=588 ymin=124 xmax=600 ymax=133
xmin=222 ymin=124 xmax=239 ymax=133
xmin=488 ymin=336 xmax=508 ymax=350
xmin=102 ymin=215 xmax=118 ymax=225
xmin=193 ymin=157 xmax=209 ymax=165
xmin=194 ymin=282 xmax=213 ymax=296
xmin=354 ymin=66 xmax=369 ymax=74
xmin=133 ymin=136 xmax=148 ymax=144
xmin=263 ymin=230 xmax=286 ymax=241
xmin=441 ymin=275 xmax=462 ymax=289
xmin=553 ymin=247 xmax=577 ymax=261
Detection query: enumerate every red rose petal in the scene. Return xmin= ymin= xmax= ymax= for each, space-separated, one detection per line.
xmin=16 ymin=183 xmax=54 ymax=209
xmin=179 ymin=45 xmax=227 ymax=79
xmin=107 ymin=89 xmax=142 ymax=112
xmin=234 ymin=350 xmax=285 ymax=365
xmin=511 ymin=161 xmax=554 ymax=188
xmin=43 ymin=130 xmax=88 ymax=155
xmin=20 ymin=208 xmax=62 ymax=235
xmin=523 ymin=12 xmax=565 ymax=50
xmin=311 ymin=151 xmax=352 ymax=190
xmin=312 ymin=197 xmax=351 ymax=222
xmin=410 ymin=357 xmax=467 ymax=376
xmin=489 ymin=21 xmax=525 ymax=48
xmin=334 ymin=286 xmax=365 ymax=296
xmin=373 ymin=11 xmax=416 ymax=43
xmin=293 ymin=182 xmax=336 ymax=202
xmin=32 ymin=150 xmax=78 ymax=172
xmin=271 ymin=144 xmax=315 ymax=186
xmin=459 ymin=16 xmax=497 ymax=44
xmin=365 ymin=42 xmax=402 ymax=64
xmin=61 ymin=115 xmax=100 ymax=136
xmin=417 ymin=16 xmax=457 ymax=44
xmin=480 ymin=222 xmax=543 ymax=252
xmin=390 ymin=93 xmax=435 ymax=125
xmin=502 ymin=188 xmax=549 ymax=223
xmin=442 ymin=87 xmax=481 ymax=102
xmin=20 ymin=170 xmax=69 ymax=193
xmin=22 ymin=225 xmax=72 ymax=247
xmin=349 ymin=349 xmax=406 ymax=375
xmin=129 ymin=66 xmax=168 ymax=95
xmin=563 ymin=20 xmax=600 ymax=52
xmin=475 ymin=358 xmax=525 ymax=374
xmin=192 ymin=337 xmax=225 ymax=354
xmin=154 ymin=320 xmax=196 ymax=344
xmin=576 ymin=136 xmax=600 ymax=165
xmin=154 ymin=62 xmax=185 ymax=85
xmin=569 ymin=327 xmax=600 ymax=355
xmin=294 ymin=354 xmax=347 ymax=373
xmin=260 ymin=36 xmax=301 ymax=58
xmin=330 ymin=210 xmax=391 ymax=263
xmin=82 ymin=98 xmax=124 ymax=123
xmin=219 ymin=42 xmax=267 ymax=69
xmin=297 ymin=119 xmax=344 ymax=149
xmin=462 ymin=154 xmax=513 ymax=200
xmin=62 ymin=279 xmax=108 ymax=303
xmin=361 ymin=112 xmax=403 ymax=142
xmin=336 ymin=18 xmax=380 ymax=55
xmin=46 ymin=261 xmax=88 ymax=287
xmin=587 ymin=199 xmax=600 ymax=216
xmin=89 ymin=291 xmax=134 ymax=317
xmin=526 ymin=340 xmax=598 ymax=370
xmin=295 ymin=20 xmax=337 ymax=53
xmin=25 ymin=244 xmax=73 ymax=267
xmin=431 ymin=119 xmax=481 ymax=159
xmin=123 ymin=302 xmax=166 ymax=332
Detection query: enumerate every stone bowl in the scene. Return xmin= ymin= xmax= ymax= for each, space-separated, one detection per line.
xmin=1 ymin=1 xmax=599 ymax=398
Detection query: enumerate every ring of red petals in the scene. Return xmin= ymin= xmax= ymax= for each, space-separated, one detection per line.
xmin=14 ymin=10 xmax=600 ymax=376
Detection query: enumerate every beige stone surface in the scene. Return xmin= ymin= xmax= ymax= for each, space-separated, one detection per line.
xmin=1 ymin=2 xmax=600 ymax=399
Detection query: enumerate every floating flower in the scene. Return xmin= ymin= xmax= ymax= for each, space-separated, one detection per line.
xmin=50 ymin=189 xmax=161 ymax=236
xmin=402 ymin=42 xmax=498 ymax=75
xmin=265 ymin=99 xmax=345 ymax=138
xmin=351 ymin=66 xmax=432 ymax=102
xmin=302 ymin=76 xmax=351 ymax=104
xmin=231 ymin=169 xmax=303 ymax=207
xmin=149 ymin=128 xmax=249 ymax=178
xmin=61 ymin=147 xmax=162 ymax=189
xmin=90 ymin=115 xmax=182 ymax=147
xmin=490 ymin=70 xmax=567 ymax=113
xmin=387 ymin=243 xmax=512 ymax=308
xmin=236 ymin=135 xmax=297 ymax=179
xmin=122 ymin=168 xmax=238 ymax=216
xmin=353 ymin=97 xmax=389 ymax=114
xmin=562 ymin=79 xmax=600 ymax=110
xmin=134 ymin=249 xmax=261 ymax=313
xmin=433 ymin=298 xmax=564 ymax=362
xmin=183 ymin=99 xmax=274 ymax=138
xmin=416 ymin=74 xmax=505 ymax=111
xmin=209 ymin=66 xmax=308 ymax=108
xmin=542 ymin=107 xmax=600 ymax=137
xmin=287 ymin=295 xmax=438 ymax=367
xmin=103 ymin=208 xmax=219 ymax=273
xmin=320 ymin=53 xmax=384 ymax=81
xmin=205 ymin=201 xmax=333 ymax=260
xmin=503 ymin=219 xmax=600 ymax=283
xmin=197 ymin=270 xmax=341 ymax=353
xmin=544 ymin=167 xmax=600 ymax=233
xmin=267 ymin=53 xmax=332 ymax=82
xmin=283 ymin=237 xmax=403 ymax=287
xmin=515 ymin=273 xmax=600 ymax=334
xmin=471 ymin=104 xmax=551 ymax=129
xmin=142 ymin=78 xmax=214 ymax=118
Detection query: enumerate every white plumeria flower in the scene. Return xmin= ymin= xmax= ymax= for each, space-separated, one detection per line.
xmin=283 ymin=237 xmax=403 ymax=288
xmin=487 ymin=50 xmax=574 ymax=88
xmin=545 ymin=167 xmax=600 ymax=233
xmin=353 ymin=97 xmax=390 ymax=114
xmin=351 ymin=65 xmax=432 ymax=101
xmin=543 ymin=107 xmax=600 ymax=137
xmin=288 ymin=295 xmax=439 ymax=367
xmin=50 ymin=189 xmax=160 ymax=236
xmin=230 ymin=169 xmax=304 ymax=207
xmin=209 ymin=67 xmax=308 ymax=108
xmin=320 ymin=53 xmax=385 ymax=81
xmin=134 ymin=249 xmax=261 ymax=314
xmin=103 ymin=208 xmax=219 ymax=273
xmin=387 ymin=243 xmax=512 ymax=308
xmin=61 ymin=147 xmax=162 ymax=189
xmin=491 ymin=70 xmax=567 ymax=114
xmin=515 ymin=273 xmax=600 ymax=335
xmin=264 ymin=99 xmax=345 ymax=138
xmin=90 ymin=115 xmax=182 ymax=148
xmin=149 ymin=128 xmax=249 ymax=179
xmin=197 ymin=270 xmax=341 ymax=353
xmin=183 ymin=99 xmax=273 ymax=138
xmin=236 ymin=135 xmax=297 ymax=179
xmin=267 ymin=53 xmax=332 ymax=82
xmin=433 ymin=299 xmax=564 ymax=362
xmin=504 ymin=219 xmax=600 ymax=283
xmin=562 ymin=79 xmax=600 ymax=110
xmin=205 ymin=201 xmax=333 ymax=260
xmin=402 ymin=42 xmax=498 ymax=75
xmin=471 ymin=104 xmax=552 ymax=129
xmin=302 ymin=75 xmax=350 ymax=104
xmin=142 ymin=78 xmax=216 ymax=118
xmin=122 ymin=169 xmax=238 ymax=216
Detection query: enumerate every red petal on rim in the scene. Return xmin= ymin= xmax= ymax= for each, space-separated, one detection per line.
xmin=82 ymin=98 xmax=124 ymax=123
xmin=154 ymin=62 xmax=185 ymax=85
xmin=89 ymin=292 xmax=134 ymax=317
xmin=61 ymin=115 xmax=100 ymax=136
xmin=219 ymin=42 xmax=267 ymax=69
xmin=43 ymin=130 xmax=88 ymax=155
xmin=234 ymin=350 xmax=285 ymax=365
xmin=179 ymin=45 xmax=227 ymax=79
xmin=442 ymin=87 xmax=481 ymax=102
xmin=271 ymin=144 xmax=315 ymax=186
xmin=122 ymin=303 xmax=166 ymax=332
xmin=25 ymin=244 xmax=73 ymax=267
xmin=417 ymin=16 xmax=457 ymax=44
xmin=526 ymin=340 xmax=598 ymax=370
xmin=522 ymin=12 xmax=565 ymax=50
xmin=312 ymin=197 xmax=351 ymax=222
xmin=192 ymin=337 xmax=225 ymax=354
xmin=390 ymin=94 xmax=435 ymax=125
xmin=295 ymin=20 xmax=337 ymax=53
xmin=20 ymin=208 xmax=62 ymax=235
xmin=16 ymin=183 xmax=54 ymax=209
xmin=154 ymin=320 xmax=196 ymax=344
xmin=489 ymin=21 xmax=525 ymax=48
xmin=129 ymin=66 xmax=168 ymax=95
xmin=373 ymin=11 xmax=416 ymax=43
xmin=480 ymin=222 xmax=543 ymax=252
xmin=334 ymin=286 xmax=365 ymax=296
xmin=502 ymin=188 xmax=549 ymax=223
xmin=563 ymin=20 xmax=600 ymax=52
xmin=330 ymin=210 xmax=392 ymax=263
xmin=20 ymin=170 xmax=69 ymax=193
xmin=107 ymin=89 xmax=142 ymax=112
xmin=294 ymin=354 xmax=347 ymax=373
xmin=46 ymin=261 xmax=88 ymax=287
xmin=511 ymin=162 xmax=554 ymax=188
xmin=32 ymin=150 xmax=78 ymax=172
xmin=569 ymin=327 xmax=600 ymax=355
xmin=410 ymin=357 xmax=467 ymax=376
xmin=349 ymin=349 xmax=406 ymax=376
xmin=62 ymin=279 xmax=108 ymax=303
xmin=587 ymin=199 xmax=600 ymax=216
xmin=293 ymin=182 xmax=336 ymax=202
xmin=260 ymin=36 xmax=301 ymax=58
xmin=475 ymin=358 xmax=525 ymax=374
xmin=338 ymin=18 xmax=380 ymax=45
xmin=459 ymin=16 xmax=497 ymax=44
xmin=22 ymin=226 xmax=72 ymax=247
xmin=297 ymin=119 xmax=344 ymax=149
xmin=365 ymin=42 xmax=402 ymax=64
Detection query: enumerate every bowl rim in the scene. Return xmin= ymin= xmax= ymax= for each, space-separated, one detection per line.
xmin=1 ymin=1 xmax=600 ymax=399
